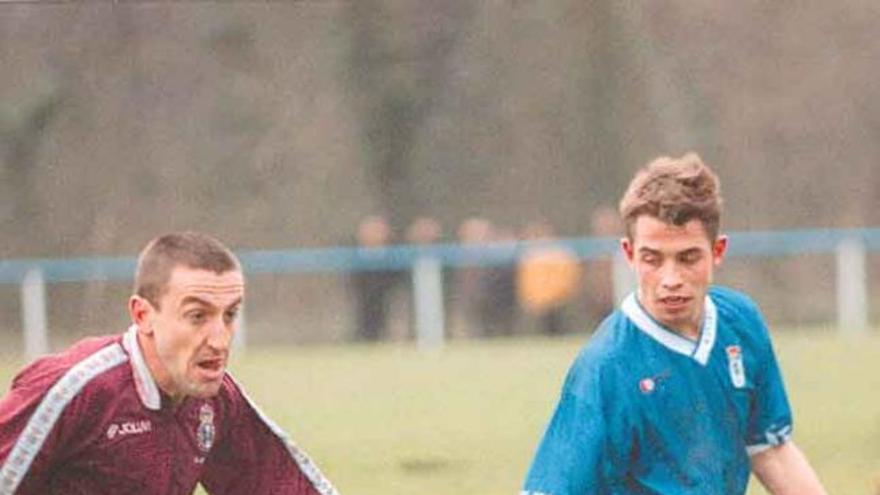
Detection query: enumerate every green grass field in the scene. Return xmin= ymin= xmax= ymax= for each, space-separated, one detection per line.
xmin=1 ymin=329 xmax=879 ymax=494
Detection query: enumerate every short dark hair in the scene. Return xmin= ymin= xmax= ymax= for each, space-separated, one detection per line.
xmin=619 ymin=152 xmax=723 ymax=241
xmin=134 ymin=232 xmax=241 ymax=308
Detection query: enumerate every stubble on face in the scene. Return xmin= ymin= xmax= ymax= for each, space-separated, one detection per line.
xmin=141 ymin=267 xmax=244 ymax=403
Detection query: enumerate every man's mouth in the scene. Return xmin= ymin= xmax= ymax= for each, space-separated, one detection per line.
xmin=658 ymin=295 xmax=691 ymax=308
xmin=195 ymin=357 xmax=226 ymax=379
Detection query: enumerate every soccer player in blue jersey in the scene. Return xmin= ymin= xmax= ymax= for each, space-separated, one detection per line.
xmin=522 ymin=154 xmax=827 ymax=494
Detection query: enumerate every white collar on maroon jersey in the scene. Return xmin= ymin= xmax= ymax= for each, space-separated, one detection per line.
xmin=621 ymin=293 xmax=717 ymax=366
xmin=122 ymin=325 xmax=162 ymax=411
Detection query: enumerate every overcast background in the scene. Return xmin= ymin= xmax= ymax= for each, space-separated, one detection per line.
xmin=1 ymin=1 xmax=878 ymax=347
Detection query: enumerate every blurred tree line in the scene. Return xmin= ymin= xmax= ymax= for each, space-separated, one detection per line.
xmin=1 ymin=2 xmax=878 ymax=341
xmin=2 ymin=1 xmax=877 ymax=258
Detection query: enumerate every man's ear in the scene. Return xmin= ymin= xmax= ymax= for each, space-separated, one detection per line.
xmin=620 ymin=237 xmax=635 ymax=264
xmin=712 ymin=235 xmax=729 ymax=267
xmin=129 ymin=295 xmax=154 ymax=335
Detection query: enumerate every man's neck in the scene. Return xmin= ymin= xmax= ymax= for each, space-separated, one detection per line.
xmin=676 ymin=319 xmax=702 ymax=341
xmin=135 ymin=330 xmax=183 ymax=404
xmin=636 ymin=292 xmax=703 ymax=341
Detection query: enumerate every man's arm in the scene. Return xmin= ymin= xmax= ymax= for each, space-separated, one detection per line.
xmin=741 ymin=300 xmax=824 ymax=494
xmin=0 ymin=372 xmax=68 ymax=494
xmin=751 ymin=441 xmax=827 ymax=495
xmin=522 ymin=357 xmax=607 ymax=495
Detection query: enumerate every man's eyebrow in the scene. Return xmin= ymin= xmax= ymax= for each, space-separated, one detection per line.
xmin=679 ymin=247 xmax=703 ymax=256
xmin=179 ymin=296 xmax=243 ymax=310
xmin=638 ymin=246 xmax=704 ymax=256
xmin=180 ymin=296 xmax=213 ymax=308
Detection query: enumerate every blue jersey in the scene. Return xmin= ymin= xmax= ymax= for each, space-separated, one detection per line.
xmin=522 ymin=286 xmax=792 ymax=495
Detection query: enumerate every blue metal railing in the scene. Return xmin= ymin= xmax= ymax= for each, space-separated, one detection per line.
xmin=1 ymin=228 xmax=879 ymax=284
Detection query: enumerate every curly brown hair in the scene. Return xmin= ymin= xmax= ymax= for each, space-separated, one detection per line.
xmin=619 ymin=152 xmax=723 ymax=241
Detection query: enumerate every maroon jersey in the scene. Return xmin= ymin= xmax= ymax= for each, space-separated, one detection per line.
xmin=0 ymin=327 xmax=339 ymax=495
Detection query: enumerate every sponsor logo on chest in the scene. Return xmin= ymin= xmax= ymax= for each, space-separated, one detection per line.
xmin=726 ymin=345 xmax=746 ymax=388
xmin=106 ymin=419 xmax=153 ymax=440
xmin=637 ymin=369 xmax=672 ymax=395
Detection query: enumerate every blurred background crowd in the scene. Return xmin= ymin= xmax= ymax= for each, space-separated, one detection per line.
xmin=349 ymin=213 xmax=615 ymax=343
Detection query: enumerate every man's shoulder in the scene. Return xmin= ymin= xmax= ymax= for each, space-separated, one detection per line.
xmin=709 ymin=285 xmax=763 ymax=320
xmin=709 ymin=285 xmax=774 ymax=349
xmin=10 ymin=334 xmax=125 ymax=392
xmin=567 ymin=312 xmax=634 ymax=385
xmin=583 ymin=310 xmax=637 ymax=355
xmin=211 ymin=373 xmax=250 ymax=414
xmin=209 ymin=373 xmax=279 ymax=431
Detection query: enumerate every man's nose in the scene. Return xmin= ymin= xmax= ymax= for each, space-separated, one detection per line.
xmin=659 ymin=263 xmax=684 ymax=289
xmin=206 ymin=318 xmax=232 ymax=350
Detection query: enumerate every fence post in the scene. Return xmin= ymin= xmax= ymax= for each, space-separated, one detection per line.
xmin=836 ymin=238 xmax=869 ymax=334
xmin=413 ymin=256 xmax=445 ymax=351
xmin=21 ymin=268 xmax=49 ymax=359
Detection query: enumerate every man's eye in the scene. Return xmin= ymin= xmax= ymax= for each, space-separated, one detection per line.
xmin=187 ymin=312 xmax=206 ymax=324
xmin=642 ymin=255 xmax=660 ymax=266
xmin=680 ymin=252 xmax=702 ymax=264
xmin=224 ymin=310 xmax=239 ymax=323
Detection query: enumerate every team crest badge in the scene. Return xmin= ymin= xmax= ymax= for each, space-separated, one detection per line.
xmin=726 ymin=345 xmax=746 ymax=388
xmin=197 ymin=404 xmax=216 ymax=452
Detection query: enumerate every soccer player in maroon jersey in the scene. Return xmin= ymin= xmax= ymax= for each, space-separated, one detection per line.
xmin=0 ymin=232 xmax=339 ymax=495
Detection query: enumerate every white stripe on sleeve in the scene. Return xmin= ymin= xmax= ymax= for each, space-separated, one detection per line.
xmin=0 ymin=344 xmax=128 ymax=495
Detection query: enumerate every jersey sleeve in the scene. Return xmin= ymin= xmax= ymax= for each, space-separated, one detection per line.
xmin=0 ymin=366 xmax=78 ymax=493
xmin=522 ymin=356 xmax=606 ymax=495
xmin=200 ymin=378 xmax=337 ymax=495
xmin=744 ymin=308 xmax=794 ymax=455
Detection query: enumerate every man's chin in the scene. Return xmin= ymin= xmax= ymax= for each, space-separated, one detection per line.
xmin=185 ymin=380 xmax=224 ymax=399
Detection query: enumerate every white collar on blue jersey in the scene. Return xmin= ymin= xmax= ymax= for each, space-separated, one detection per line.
xmin=122 ymin=325 xmax=162 ymax=411
xmin=621 ymin=293 xmax=717 ymax=366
